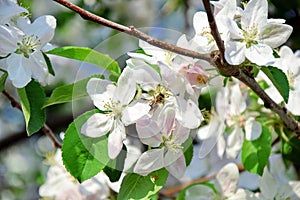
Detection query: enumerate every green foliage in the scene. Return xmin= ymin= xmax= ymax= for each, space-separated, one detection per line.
xmin=282 ymin=136 xmax=300 ymax=165
xmin=43 ymin=74 xmax=103 ymax=108
xmin=17 ymin=80 xmax=46 ymax=136
xmin=242 ymin=125 xmax=272 ymax=175
xmin=46 ymin=46 xmax=121 ymax=79
xmin=117 ymin=168 xmax=168 ymax=200
xmin=0 ymin=71 xmax=8 ymax=92
xmin=42 ymin=52 xmax=55 ymax=76
xmin=62 ymin=110 xmax=110 ymax=183
xmin=261 ymin=66 xmax=289 ymax=103
xmin=182 ymin=137 xmax=193 ymax=167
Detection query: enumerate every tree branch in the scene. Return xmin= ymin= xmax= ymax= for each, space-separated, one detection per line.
xmin=1 ymin=90 xmax=62 ymax=148
xmin=52 ymin=0 xmax=211 ymax=62
xmin=52 ymin=0 xmax=300 ymax=134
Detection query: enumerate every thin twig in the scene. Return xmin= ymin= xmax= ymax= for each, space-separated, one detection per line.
xmin=1 ymin=90 xmax=62 ymax=148
xmin=52 ymin=0 xmax=210 ymax=62
xmin=51 ymin=0 xmax=300 ymax=134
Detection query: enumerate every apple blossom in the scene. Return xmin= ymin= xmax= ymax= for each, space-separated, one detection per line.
xmin=0 ymin=15 xmax=56 ymax=88
xmin=223 ymin=0 xmax=293 ymax=65
xmin=81 ymin=67 xmax=137 ymax=159
xmin=0 ymin=0 xmax=28 ymax=25
xmin=134 ymin=103 xmax=189 ymax=179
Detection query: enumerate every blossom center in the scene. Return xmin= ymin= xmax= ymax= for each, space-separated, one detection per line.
xmin=242 ymin=25 xmax=259 ymax=48
xmin=162 ymin=135 xmax=182 ymax=154
xmin=16 ymin=34 xmax=41 ymax=58
xmin=286 ymin=70 xmax=295 ymax=90
xmin=149 ymin=85 xmax=171 ymax=111
xmin=103 ymin=99 xmax=124 ymax=117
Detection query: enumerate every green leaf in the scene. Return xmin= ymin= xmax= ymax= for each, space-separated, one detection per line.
xmin=43 ymin=74 xmax=103 ymax=108
xmin=282 ymin=136 xmax=300 ymax=165
xmin=46 ymin=46 xmax=121 ymax=76
xmin=17 ymin=80 xmax=46 ymax=136
xmin=0 ymin=71 xmax=8 ymax=92
xmin=103 ymin=145 xmax=127 ymax=182
xmin=182 ymin=137 xmax=193 ymax=167
xmin=62 ymin=110 xmax=110 ymax=183
xmin=261 ymin=66 xmax=289 ymax=103
xmin=117 ymin=168 xmax=168 ymax=200
xmin=42 ymin=52 xmax=55 ymax=76
xmin=242 ymin=125 xmax=272 ymax=175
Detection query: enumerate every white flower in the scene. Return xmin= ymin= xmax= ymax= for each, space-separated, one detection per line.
xmin=184 ymin=163 xmax=256 ymax=200
xmin=133 ymin=103 xmax=189 ymax=179
xmin=0 ymin=0 xmax=28 ymax=25
xmin=39 ymin=150 xmax=110 ymax=200
xmin=198 ymin=82 xmax=261 ymax=159
xmin=81 ymin=68 xmax=137 ymax=159
xmin=260 ymin=46 xmax=300 ymax=115
xmin=224 ymin=0 xmax=293 ymax=65
xmin=0 ymin=15 xmax=56 ymax=88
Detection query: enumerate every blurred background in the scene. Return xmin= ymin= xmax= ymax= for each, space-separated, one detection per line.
xmin=0 ymin=0 xmax=299 ymax=199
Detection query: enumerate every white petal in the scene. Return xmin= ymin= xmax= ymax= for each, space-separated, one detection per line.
xmin=0 ymin=25 xmax=18 ymax=56
xmin=225 ymin=41 xmax=246 ymax=65
xmin=225 ymin=18 xmax=244 ymax=40
xmin=242 ymin=0 xmax=268 ymax=30
xmin=6 ymin=54 xmax=32 ymax=88
xmin=165 ymin=152 xmax=186 ymax=179
xmin=29 ymin=51 xmax=49 ymax=85
xmin=198 ymin=117 xmax=226 ymax=158
xmin=133 ymin=148 xmax=164 ymax=176
xmin=130 ymin=64 xmax=160 ymax=91
xmin=114 ymin=67 xmax=136 ymax=106
xmin=23 ymin=15 xmax=56 ymax=47
xmin=260 ymin=24 xmax=293 ymax=48
xmin=86 ymin=78 xmax=114 ymax=110
xmin=0 ymin=0 xmax=28 ymax=24
xmin=245 ymin=118 xmax=262 ymax=140
xmin=121 ymin=101 xmax=150 ymax=125
xmin=81 ymin=113 xmax=113 ymax=138
xmin=259 ymin=167 xmax=277 ymax=199
xmin=193 ymin=12 xmax=209 ymax=35
xmin=136 ymin=117 xmax=162 ymax=147
xmin=227 ymin=189 xmax=258 ymax=200
xmin=215 ymin=163 xmax=239 ymax=197
xmin=177 ymin=99 xmax=203 ymax=129
xmin=286 ymin=91 xmax=300 ymax=116
xmin=245 ymin=44 xmax=274 ymax=66
xmin=226 ymin=126 xmax=244 ymax=159
xmin=185 ymin=184 xmax=217 ymax=200
xmin=108 ymin=119 xmax=125 ymax=159
xmin=230 ymin=84 xmax=246 ymax=115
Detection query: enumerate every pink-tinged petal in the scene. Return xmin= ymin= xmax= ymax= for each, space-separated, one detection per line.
xmin=225 ymin=41 xmax=246 ymax=65
xmin=86 ymin=78 xmax=114 ymax=110
xmin=29 ymin=51 xmax=49 ymax=86
xmin=215 ymin=163 xmax=239 ymax=197
xmin=198 ymin=117 xmax=226 ymax=158
xmin=286 ymin=91 xmax=300 ymax=116
xmin=133 ymin=148 xmax=164 ymax=176
xmin=114 ymin=67 xmax=136 ymax=106
xmin=165 ymin=152 xmax=186 ymax=179
xmin=159 ymin=104 xmax=176 ymax=137
xmin=0 ymin=25 xmax=18 ymax=56
xmin=136 ymin=117 xmax=162 ymax=147
xmin=23 ymin=15 xmax=56 ymax=47
xmin=242 ymin=0 xmax=268 ymax=30
xmin=245 ymin=118 xmax=262 ymax=141
xmin=245 ymin=44 xmax=274 ymax=66
xmin=121 ymin=101 xmax=150 ymax=125
xmin=6 ymin=54 xmax=32 ymax=88
xmin=108 ymin=119 xmax=125 ymax=159
xmin=81 ymin=113 xmax=113 ymax=138
xmin=226 ymin=126 xmax=244 ymax=159
xmin=177 ymin=99 xmax=203 ymax=129
xmin=260 ymin=23 xmax=293 ymax=48
xmin=173 ymin=121 xmax=190 ymax=144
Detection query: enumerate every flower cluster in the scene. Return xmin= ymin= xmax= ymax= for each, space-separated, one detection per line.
xmin=0 ymin=0 xmax=56 ymax=88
